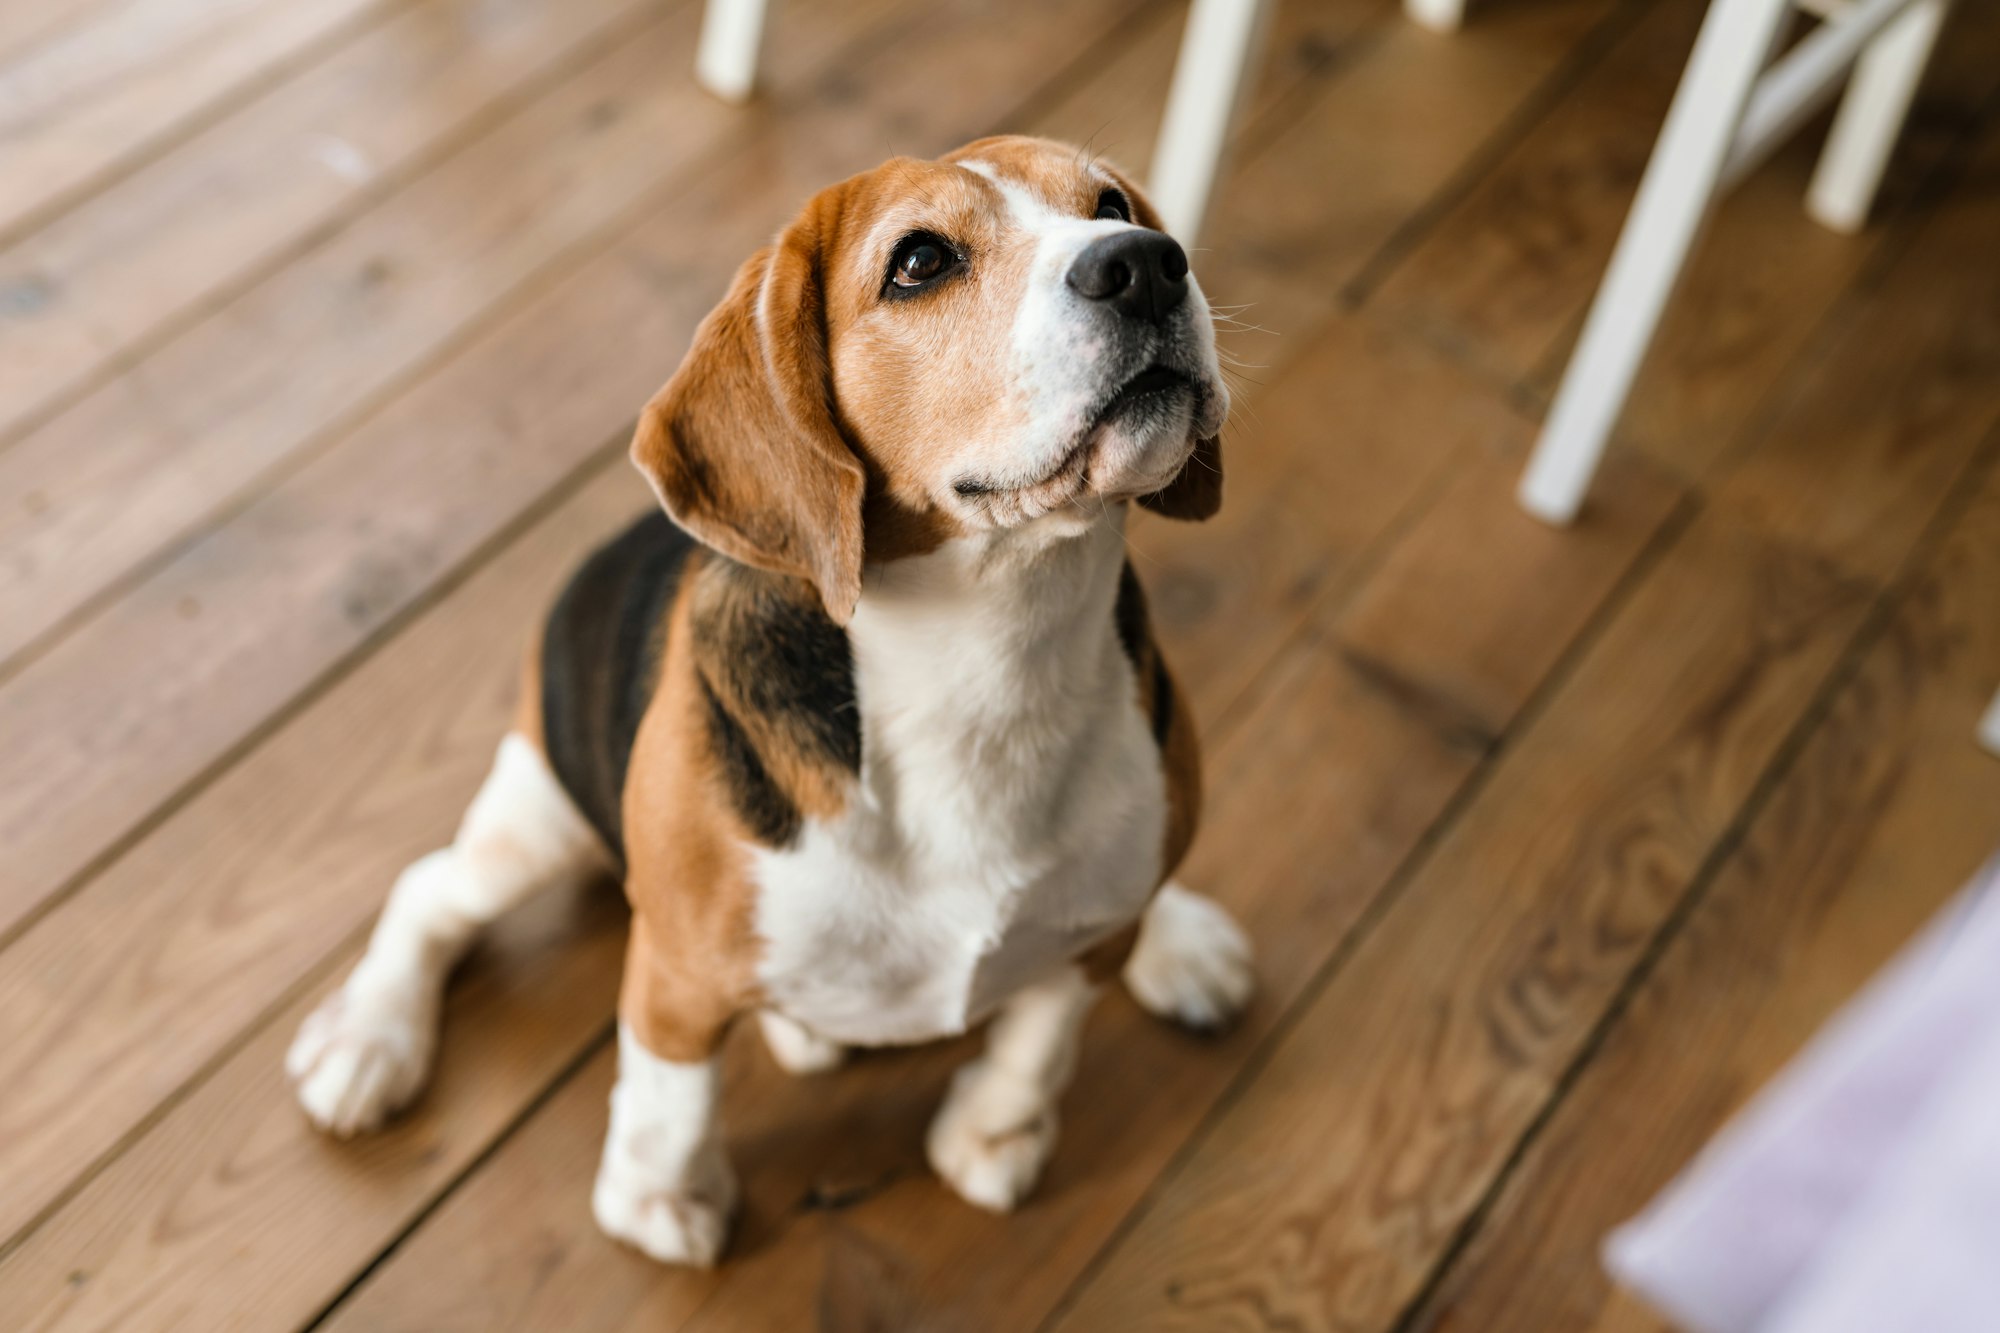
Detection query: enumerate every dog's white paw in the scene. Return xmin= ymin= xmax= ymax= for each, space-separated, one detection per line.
xmin=592 ymin=1147 xmax=738 ymax=1268
xmin=1123 ymin=884 xmax=1254 ymax=1032
xmin=286 ymin=984 xmax=436 ymax=1137
xmin=758 ymin=1009 xmax=847 ymax=1075
xmin=926 ymin=1060 xmax=1059 ymax=1213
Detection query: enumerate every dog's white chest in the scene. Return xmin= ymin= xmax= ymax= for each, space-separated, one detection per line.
xmin=747 ymin=520 xmax=1167 ymax=1046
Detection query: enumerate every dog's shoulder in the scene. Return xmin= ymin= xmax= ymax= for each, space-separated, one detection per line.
xmin=680 ymin=555 xmax=862 ymax=848
xmin=537 ymin=512 xmax=863 ymax=864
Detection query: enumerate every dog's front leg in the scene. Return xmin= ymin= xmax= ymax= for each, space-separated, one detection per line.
xmin=928 ymin=964 xmax=1098 ymax=1212
xmin=592 ymin=924 xmax=739 ymax=1268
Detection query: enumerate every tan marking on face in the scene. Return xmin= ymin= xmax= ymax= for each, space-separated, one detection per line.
xmin=820 ymin=138 xmax=1228 ymax=538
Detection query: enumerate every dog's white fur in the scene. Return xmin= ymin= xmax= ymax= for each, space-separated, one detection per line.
xmin=751 ymin=512 xmax=1163 ymax=1047
xmin=288 ymin=735 xmax=607 ymax=1135
xmin=593 ymin=1024 xmax=735 ymax=1266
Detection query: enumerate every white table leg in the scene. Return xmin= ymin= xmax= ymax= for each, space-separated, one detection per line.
xmin=695 ymin=0 xmax=768 ymax=104
xmin=1518 ymin=0 xmax=1794 ymax=526
xmin=1405 ymin=0 xmax=1466 ymax=31
xmin=1806 ymin=0 xmax=1950 ymax=232
xmin=1979 ymin=688 xmax=2000 ymax=757
xmin=1147 ymin=0 xmax=1278 ymax=244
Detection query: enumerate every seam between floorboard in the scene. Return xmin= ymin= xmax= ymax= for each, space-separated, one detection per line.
xmin=1341 ymin=0 xmax=1661 ymax=310
xmin=1386 ymin=424 xmax=2000 ymax=1333
xmin=0 ymin=0 xmax=693 ymax=461
xmin=0 ymin=919 xmax=372 ymax=1267
xmin=0 ymin=429 xmax=629 ymax=962
xmin=0 ymin=0 xmax=421 ymax=253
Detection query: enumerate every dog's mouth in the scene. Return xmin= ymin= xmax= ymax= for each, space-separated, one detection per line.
xmin=950 ymin=364 xmax=1209 ymax=518
xmin=1086 ymin=364 xmax=1194 ymax=435
xmin=1030 ymin=365 xmax=1199 ymax=486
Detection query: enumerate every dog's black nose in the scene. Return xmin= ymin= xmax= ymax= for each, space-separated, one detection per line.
xmin=1065 ymin=231 xmax=1189 ymax=324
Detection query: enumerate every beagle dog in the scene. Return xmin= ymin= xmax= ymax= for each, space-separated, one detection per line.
xmin=286 ymin=135 xmax=1254 ymax=1266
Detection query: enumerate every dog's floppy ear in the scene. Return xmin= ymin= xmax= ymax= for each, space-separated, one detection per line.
xmin=631 ymin=199 xmax=866 ymax=622
xmin=1100 ymin=161 xmax=1224 ymax=523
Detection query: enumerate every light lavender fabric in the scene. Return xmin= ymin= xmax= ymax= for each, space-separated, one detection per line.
xmin=1603 ymin=854 xmax=2000 ymax=1333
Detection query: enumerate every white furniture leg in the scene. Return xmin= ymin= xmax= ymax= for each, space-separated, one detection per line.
xmin=1979 ymin=688 xmax=2000 ymax=757
xmin=1148 ymin=0 xmax=1277 ymax=244
xmin=1806 ymin=0 xmax=1950 ymax=232
xmin=1517 ymin=0 xmax=1794 ymax=526
xmin=1405 ymin=0 xmax=1466 ymax=31
xmin=695 ymin=0 xmax=767 ymax=104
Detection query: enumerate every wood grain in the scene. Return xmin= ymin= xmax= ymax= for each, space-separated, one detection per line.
xmin=0 ymin=0 xmax=671 ymax=448
xmin=0 ymin=0 xmax=404 ymax=244
xmin=0 ymin=466 xmax=651 ymax=1251
xmin=1708 ymin=120 xmax=2000 ymax=579
xmin=1128 ymin=310 xmax=1533 ymax=728
xmin=1411 ymin=460 xmax=2000 ymax=1333
xmin=1191 ymin=0 xmax=1626 ymax=356
xmin=0 ymin=862 xmax=629 ymax=1333
xmin=0 ymin=0 xmax=775 ymax=668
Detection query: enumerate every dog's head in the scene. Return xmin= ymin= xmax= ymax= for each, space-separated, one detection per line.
xmin=631 ymin=135 xmax=1229 ymax=622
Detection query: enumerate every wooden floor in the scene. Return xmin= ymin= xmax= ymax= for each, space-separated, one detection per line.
xmin=2 ymin=0 xmax=1997 ymax=1327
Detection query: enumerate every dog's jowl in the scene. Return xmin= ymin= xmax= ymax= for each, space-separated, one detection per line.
xmin=287 ymin=136 xmax=1256 ymax=1267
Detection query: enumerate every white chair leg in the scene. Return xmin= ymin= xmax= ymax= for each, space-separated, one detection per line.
xmin=695 ymin=0 xmax=767 ymax=104
xmin=1979 ymin=688 xmax=2000 ymax=757
xmin=1405 ymin=0 xmax=1466 ymax=31
xmin=1148 ymin=0 xmax=1277 ymax=245
xmin=1805 ymin=0 xmax=1950 ymax=232
xmin=1518 ymin=0 xmax=1794 ymax=526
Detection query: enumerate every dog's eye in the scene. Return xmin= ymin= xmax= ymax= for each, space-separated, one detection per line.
xmin=1094 ymin=188 xmax=1132 ymax=222
xmin=889 ymin=234 xmax=955 ymax=290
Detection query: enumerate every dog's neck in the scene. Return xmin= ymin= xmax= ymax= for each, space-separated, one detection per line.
xmin=853 ymin=508 xmax=1126 ymax=698
xmin=845 ymin=508 xmax=1130 ymax=821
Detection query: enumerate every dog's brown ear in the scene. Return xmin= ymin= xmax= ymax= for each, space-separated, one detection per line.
xmin=1099 ymin=161 xmax=1225 ymax=523
xmin=631 ymin=199 xmax=865 ymax=623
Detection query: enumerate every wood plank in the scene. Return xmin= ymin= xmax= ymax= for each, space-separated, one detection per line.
xmin=1705 ymin=120 xmax=2000 ymax=579
xmin=0 ymin=857 xmax=629 ymax=1333
xmin=1410 ymin=462 xmax=2000 ymax=1333
xmin=0 ymin=0 xmax=403 ymax=245
xmin=996 ymin=0 xmax=1397 ymax=195
xmin=0 ymin=464 xmax=649 ymax=1253
xmin=1189 ymin=0 xmax=1629 ymax=360
xmin=0 ymin=0 xmax=926 ymax=942
xmin=0 ymin=0 xmax=671 ymax=448
xmin=317 ymin=420 xmax=1679 ymax=1331
xmin=1041 ymin=119 xmax=2000 ymax=1322
xmin=0 ymin=0 xmax=763 ymax=669
xmin=1128 ymin=311 xmax=1528 ymax=728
